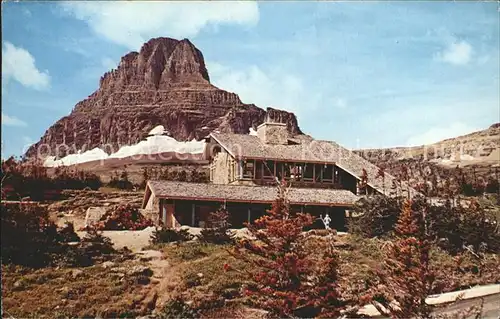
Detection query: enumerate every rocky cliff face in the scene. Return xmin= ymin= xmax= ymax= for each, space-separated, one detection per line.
xmin=26 ymin=37 xmax=301 ymax=159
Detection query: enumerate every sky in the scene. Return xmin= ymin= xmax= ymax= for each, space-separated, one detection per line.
xmin=1 ymin=1 xmax=499 ymax=158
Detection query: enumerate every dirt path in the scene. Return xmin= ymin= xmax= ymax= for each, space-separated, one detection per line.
xmin=76 ymin=229 xmax=183 ymax=311
xmin=136 ymin=249 xmax=183 ymax=310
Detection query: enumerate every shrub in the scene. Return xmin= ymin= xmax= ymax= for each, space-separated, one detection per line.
xmin=485 ymin=177 xmax=499 ymax=194
xmin=107 ymin=170 xmax=134 ymax=190
xmin=150 ymin=227 xmax=193 ymax=244
xmin=1 ymin=203 xmax=116 ymax=268
xmin=367 ymin=199 xmax=435 ymax=318
xmin=176 ymin=244 xmax=209 ymax=261
xmin=458 ymin=201 xmax=500 ymax=254
xmin=159 ymin=296 xmax=198 ymax=319
xmin=431 ymin=246 xmax=500 ymax=293
xmin=56 ymin=222 xmax=80 ymax=243
xmin=349 ymin=195 xmax=500 ymax=254
xmin=197 ymin=207 xmax=234 ymax=245
xmin=1 ymin=203 xmax=60 ymax=267
xmin=348 ymin=195 xmax=401 ymax=237
xmin=1 ymin=157 xmax=102 ymax=201
xmin=94 ymin=204 xmax=153 ymax=230
xmin=80 ymin=229 xmax=115 ymax=256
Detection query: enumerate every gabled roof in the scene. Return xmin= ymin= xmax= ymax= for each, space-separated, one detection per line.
xmin=209 ymin=132 xmax=421 ymax=198
xmin=143 ymin=180 xmax=359 ymax=208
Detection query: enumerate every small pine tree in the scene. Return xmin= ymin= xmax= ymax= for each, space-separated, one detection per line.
xmin=197 ymin=207 xmax=234 ymax=244
xmin=369 ymin=199 xmax=435 ymax=318
xmin=229 ymin=181 xmax=356 ymax=318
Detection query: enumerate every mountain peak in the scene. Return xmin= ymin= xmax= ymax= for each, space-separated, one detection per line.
xmin=100 ymin=37 xmax=209 ymax=91
xmin=25 ymin=37 xmax=302 ymax=160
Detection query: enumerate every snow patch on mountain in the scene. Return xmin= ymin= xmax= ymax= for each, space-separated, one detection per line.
xmin=43 ymin=148 xmax=109 ymax=167
xmin=149 ymin=125 xmax=168 ymax=136
xmin=109 ymin=135 xmax=204 ymax=159
xmin=43 ymin=135 xmax=205 ymax=167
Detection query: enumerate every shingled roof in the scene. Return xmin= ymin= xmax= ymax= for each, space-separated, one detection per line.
xmin=143 ymin=180 xmax=359 ymax=207
xmin=210 ymin=132 xmax=420 ymax=198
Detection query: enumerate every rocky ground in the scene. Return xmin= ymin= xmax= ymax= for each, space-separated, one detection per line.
xmin=47 ymin=189 xmax=144 ymax=229
xmin=2 ymin=226 xmax=499 ymax=318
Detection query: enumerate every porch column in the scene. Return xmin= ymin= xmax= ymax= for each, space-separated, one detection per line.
xmin=191 ymin=203 xmax=196 ymax=227
xmin=261 ymin=160 xmax=265 ymax=182
xmin=161 ymin=201 xmax=167 ymax=226
xmin=238 ymin=160 xmax=244 ymax=179
xmin=247 ymin=208 xmax=251 ymax=224
xmin=171 ymin=200 xmax=176 ymax=228
xmin=253 ymin=160 xmax=256 ymax=178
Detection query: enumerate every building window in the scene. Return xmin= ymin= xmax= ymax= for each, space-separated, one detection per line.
xmin=303 ymin=163 xmax=314 ymax=181
xmin=284 ymin=163 xmax=291 ymax=180
xmin=314 ymin=164 xmax=322 ymax=182
xmin=276 ymin=162 xmax=285 ymax=179
xmin=290 ymin=163 xmax=303 ymax=181
xmin=323 ymin=164 xmax=333 ymax=181
xmin=255 ymin=160 xmax=263 ymax=179
xmin=243 ymin=160 xmax=254 ymax=178
xmin=263 ymin=160 xmax=275 ymax=179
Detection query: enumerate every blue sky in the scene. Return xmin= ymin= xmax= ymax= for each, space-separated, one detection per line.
xmin=2 ymin=1 xmax=499 ymax=158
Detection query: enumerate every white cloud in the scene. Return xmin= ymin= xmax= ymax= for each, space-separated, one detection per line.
xmin=60 ymin=1 xmax=259 ymax=49
xmin=2 ymin=113 xmax=28 ymax=127
xmin=405 ymin=122 xmax=478 ymax=146
xmin=2 ymin=42 xmax=51 ymax=90
xmin=435 ymin=40 xmax=473 ymax=65
xmin=207 ymin=62 xmax=306 ymax=115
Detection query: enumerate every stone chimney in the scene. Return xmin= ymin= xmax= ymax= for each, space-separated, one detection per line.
xmin=257 ymin=121 xmax=289 ymax=145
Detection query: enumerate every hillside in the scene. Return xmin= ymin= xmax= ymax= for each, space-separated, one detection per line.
xmin=356 ymin=123 xmax=500 ymax=193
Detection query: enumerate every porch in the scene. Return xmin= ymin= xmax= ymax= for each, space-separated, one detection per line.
xmin=159 ymin=198 xmax=349 ymax=231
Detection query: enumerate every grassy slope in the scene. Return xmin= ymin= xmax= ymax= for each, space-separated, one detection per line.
xmin=2 ymin=235 xmax=499 ymax=318
xmin=1 ymin=259 xmax=156 ymax=318
xmin=156 ymin=236 xmax=500 ymax=317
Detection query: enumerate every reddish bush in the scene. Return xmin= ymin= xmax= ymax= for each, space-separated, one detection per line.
xmin=230 ymin=181 xmax=359 ymax=318
xmin=367 ymin=199 xmax=435 ymax=318
xmin=94 ymin=204 xmax=153 ymax=230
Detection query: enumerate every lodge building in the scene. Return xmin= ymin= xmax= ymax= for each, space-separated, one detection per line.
xmin=142 ymin=120 xmax=418 ymax=230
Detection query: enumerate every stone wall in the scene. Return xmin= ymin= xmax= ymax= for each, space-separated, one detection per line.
xmin=257 ymin=122 xmax=289 ymax=145
xmin=211 ymin=151 xmax=236 ymax=184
